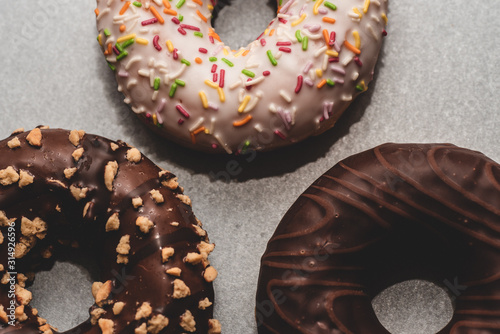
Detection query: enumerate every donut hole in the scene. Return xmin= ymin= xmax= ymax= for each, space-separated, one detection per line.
xmin=371 ymin=280 xmax=454 ymax=333
xmin=211 ymin=0 xmax=278 ymax=49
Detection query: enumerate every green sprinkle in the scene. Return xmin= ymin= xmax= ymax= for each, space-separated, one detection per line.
xmin=209 ymin=57 xmax=217 ymax=62
xmin=175 ymin=79 xmax=186 ymax=87
xmin=324 ymin=1 xmax=337 ymax=10
xmin=221 ymin=58 xmax=234 ymax=67
xmin=154 ymin=77 xmax=161 ymax=90
xmin=242 ymin=140 xmax=251 ymax=153
xmin=266 ymin=50 xmax=278 ymax=66
xmin=242 ymin=69 xmax=255 ymax=78
xmin=121 ymin=38 xmax=135 ymax=48
xmin=116 ymin=50 xmax=128 ymax=60
xmin=302 ymin=36 xmax=309 ymax=51
xmin=181 ymin=59 xmax=191 ymax=66
xmin=132 ymin=1 xmax=142 ymax=7
xmin=169 ymin=83 xmax=178 ymax=97
xmin=279 ymin=0 xmax=283 ymax=5
xmin=295 ymin=30 xmax=303 ymax=43
xmin=326 ymin=79 xmax=335 ymax=87
xmin=116 ymin=43 xmax=124 ymax=53
xmin=356 ymin=85 xmax=364 ymax=91
xmin=176 ymin=0 xmax=185 ymax=8
xmin=103 ymin=28 xmax=111 ymax=37
xmin=107 ymin=62 xmax=116 ymax=71
xmin=179 ymin=15 xmax=184 ymax=22
xmin=194 ymin=32 xmax=203 ymax=38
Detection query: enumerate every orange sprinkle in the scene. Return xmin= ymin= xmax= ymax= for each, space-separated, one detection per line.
xmin=269 ymin=29 xmax=275 ymax=37
xmin=322 ymin=29 xmax=329 ymax=46
xmin=195 ymin=57 xmax=203 ymax=64
xmin=322 ymin=17 xmax=336 ymax=24
xmin=193 ymin=126 xmax=206 ymax=135
xmin=343 ymin=40 xmax=361 ymax=54
xmin=317 ymin=79 xmax=327 ymax=89
xmin=119 ymin=1 xmax=131 ymax=15
xmin=196 ymin=10 xmax=208 ymax=22
xmin=163 ymin=8 xmax=177 ymax=16
xmin=192 ymin=0 xmax=203 ymax=5
xmin=242 ymin=50 xmax=250 ymax=56
xmin=209 ymin=28 xmax=221 ymax=42
xmin=190 ymin=133 xmax=196 ymax=144
xmin=94 ymin=8 xmax=100 ymax=16
xmin=105 ymin=43 xmax=113 ymax=55
xmin=233 ymin=115 xmax=253 ymax=127
xmin=163 ymin=0 xmax=171 ymax=8
xmin=150 ymin=6 xmax=165 ymax=24
xmin=119 ymin=24 xmax=126 ymax=32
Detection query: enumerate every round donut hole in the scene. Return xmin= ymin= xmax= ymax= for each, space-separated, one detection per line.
xmin=371 ymin=279 xmax=454 ymax=334
xmin=28 ymin=250 xmax=99 ymax=332
xmin=211 ymin=0 xmax=278 ymax=49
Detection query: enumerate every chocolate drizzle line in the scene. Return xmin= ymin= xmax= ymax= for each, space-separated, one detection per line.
xmin=0 ymin=128 xmax=216 ymax=333
xmin=256 ymin=143 xmax=500 ymax=334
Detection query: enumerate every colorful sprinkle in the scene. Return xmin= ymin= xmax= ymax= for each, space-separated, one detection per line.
xmin=233 ymin=115 xmax=252 ymax=127
xmin=324 ymin=1 xmax=337 ymax=10
xmin=176 ymin=104 xmax=190 ymax=118
xmin=154 ymin=77 xmax=161 ymax=90
xmin=150 ymin=6 xmax=165 ymax=24
xmin=221 ymin=58 xmax=234 ymax=67
xmin=242 ymin=69 xmax=255 ymax=78
xmin=176 ymin=0 xmax=186 ymax=9
xmin=267 ymin=50 xmax=278 ymax=66
xmin=302 ymin=36 xmax=309 ymax=51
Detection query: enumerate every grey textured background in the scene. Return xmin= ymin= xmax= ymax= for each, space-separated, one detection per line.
xmin=1 ymin=0 xmax=499 ymax=333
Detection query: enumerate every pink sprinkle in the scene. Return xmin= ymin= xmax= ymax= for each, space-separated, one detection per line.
xmin=208 ymin=102 xmax=219 ymax=111
xmin=212 ymin=143 xmax=218 ymax=149
xmin=211 ymin=64 xmax=217 ymax=73
xmin=305 ymin=24 xmax=321 ymax=33
xmin=113 ymin=46 xmax=120 ymax=55
xmin=178 ymin=119 xmax=184 ymax=125
xmin=263 ymin=71 xmax=271 ymax=76
xmin=180 ymin=24 xmax=200 ymax=31
xmin=172 ymin=17 xmax=180 ymax=24
xmin=153 ymin=35 xmax=162 ymax=51
xmin=155 ymin=112 xmax=163 ymax=124
xmin=279 ymin=47 xmax=291 ymax=53
xmin=199 ymin=48 xmax=208 ymax=54
xmin=213 ymin=73 xmax=218 ymax=82
xmin=178 ymin=27 xmax=186 ymax=35
xmin=260 ymin=38 xmax=266 ymax=46
xmin=304 ymin=78 xmax=314 ymax=87
xmin=278 ymin=18 xmax=288 ymax=24
xmin=382 ymin=29 xmax=388 ymax=36
xmin=274 ymin=130 xmax=287 ymax=140
xmin=219 ymin=69 xmax=225 ymax=88
xmin=329 ymin=57 xmax=340 ymax=63
xmin=118 ymin=70 xmax=129 ymax=77
xmin=142 ymin=18 xmax=158 ymax=26
xmin=173 ymin=48 xmax=178 ymax=60
xmin=354 ymin=57 xmax=363 ymax=67
xmin=329 ymin=32 xmax=336 ymax=46
xmin=209 ymin=36 xmax=215 ymax=44
xmin=295 ymin=75 xmax=303 ymax=94
xmin=318 ymin=7 xmax=328 ymax=15
xmin=176 ymin=105 xmax=190 ymax=118
xmin=276 ymin=41 xmax=292 ymax=46
xmin=331 ymin=65 xmax=346 ymax=75
xmin=146 ymin=113 xmax=152 ymax=118
xmin=303 ymin=61 xmax=313 ymax=74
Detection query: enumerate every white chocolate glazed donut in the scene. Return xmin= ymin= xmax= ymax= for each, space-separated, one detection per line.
xmin=95 ymin=0 xmax=388 ymax=153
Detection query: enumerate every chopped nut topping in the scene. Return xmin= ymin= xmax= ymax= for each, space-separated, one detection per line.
xmin=161 ymin=247 xmax=175 ymax=263
xmin=170 ymin=222 xmax=179 ymax=227
xmin=198 ymin=298 xmax=212 ymax=310
xmin=180 ymin=310 xmax=196 ymax=332
xmin=26 ymin=128 xmax=42 ymax=147
xmin=72 ymin=147 xmax=85 ymax=162
xmin=83 ymin=202 xmax=91 ymax=218
xmin=15 ymin=284 xmax=32 ymax=305
xmin=147 ymin=314 xmax=169 ymax=334
xmin=15 ymin=235 xmax=36 ymax=258
xmin=149 ymin=189 xmax=164 ymax=204
xmin=0 ymin=231 xmax=3 ymax=245
xmin=39 ymin=324 xmax=54 ymax=334
xmin=7 ymin=137 xmax=21 ymax=149
xmin=1 ymin=272 xmax=10 ymax=284
xmin=126 ymin=148 xmax=142 ymax=163
xmin=47 ymin=179 xmax=67 ymax=189
xmin=11 ymin=128 xmax=24 ymax=135
xmin=192 ymin=225 xmax=207 ymax=237
xmin=203 ymin=267 xmax=218 ymax=283
xmin=17 ymin=274 xmax=28 ymax=287
xmin=0 ymin=211 xmax=14 ymax=227
xmin=70 ymin=185 xmax=88 ymax=201
xmin=104 ymin=161 xmax=119 ymax=191
xmin=117 ymin=254 xmax=129 ymax=264
xmin=136 ymin=216 xmax=154 ymax=233
xmin=208 ymin=319 xmax=222 ymax=334
xmin=0 ymin=305 xmax=8 ymax=323
xmin=64 ymin=167 xmax=77 ymax=179
xmin=173 ymin=279 xmax=191 ymax=299
xmin=21 ymin=217 xmax=47 ymax=239
xmin=110 ymin=143 xmax=119 ymax=151
xmin=166 ymin=267 xmax=181 ymax=277
xmin=184 ymin=253 xmax=203 ymax=265
xmin=198 ymin=241 xmax=215 ymax=260
xmin=90 ymin=308 xmax=106 ymax=325
xmin=161 ymin=177 xmax=178 ymax=190
xmin=116 ymin=235 xmax=130 ymax=255
xmin=42 ymin=247 xmax=53 ymax=259
xmin=98 ymin=318 xmax=114 ymax=334
xmin=15 ymin=305 xmax=28 ymax=322
xmin=0 ymin=166 xmax=19 ymax=186
xmin=106 ymin=213 xmax=120 ymax=232
xmin=135 ymin=302 xmax=152 ymax=320
xmin=176 ymin=194 xmax=191 ymax=206
xmin=92 ymin=282 xmax=103 ymax=299
xmin=132 ymin=197 xmax=143 ymax=208
xmin=94 ymin=280 xmax=113 ymax=307
xmin=18 ymin=170 xmax=34 ymax=188
xmin=135 ymin=323 xmax=147 ymax=334
xmin=69 ymin=130 xmax=85 ymax=146
xmin=112 ymin=302 xmax=125 ymax=315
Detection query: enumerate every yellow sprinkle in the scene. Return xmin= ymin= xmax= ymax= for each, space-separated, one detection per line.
xmin=199 ymin=91 xmax=209 ymax=109
xmin=363 ymin=0 xmax=370 ymax=13
xmin=313 ymin=0 xmax=324 ymax=15
xmin=264 ymin=28 xmax=269 ymax=35
xmin=238 ymin=96 xmax=251 ymax=113
xmin=381 ymin=13 xmax=388 ymax=25
xmin=217 ymin=87 xmax=225 ymax=102
xmin=353 ymin=7 xmax=362 ymax=18
xmin=204 ymin=80 xmax=218 ymax=89
xmin=223 ymin=48 xmax=229 ymax=56
xmin=166 ymin=40 xmax=174 ymax=52
xmin=152 ymin=113 xmax=158 ymax=125
xmin=136 ymin=38 xmax=149 ymax=45
xmin=315 ymin=69 xmax=323 ymax=78
xmin=207 ymin=4 xmax=213 ymax=10
xmin=97 ymin=34 xmax=103 ymax=46
xmin=234 ymin=48 xmax=246 ymax=57
xmin=325 ymin=50 xmax=339 ymax=57
xmin=353 ymin=30 xmax=361 ymax=49
xmin=291 ymin=13 xmax=306 ymax=27
xmin=117 ymin=34 xmax=136 ymax=43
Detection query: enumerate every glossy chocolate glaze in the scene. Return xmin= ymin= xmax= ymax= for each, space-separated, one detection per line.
xmin=0 ymin=128 xmax=216 ymax=333
xmin=256 ymin=143 xmax=500 ymax=333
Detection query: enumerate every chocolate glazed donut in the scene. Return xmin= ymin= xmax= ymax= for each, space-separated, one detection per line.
xmin=256 ymin=143 xmax=500 ymax=333
xmin=0 ymin=128 xmax=220 ymax=333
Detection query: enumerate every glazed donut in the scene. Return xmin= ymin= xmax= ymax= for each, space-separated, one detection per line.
xmin=95 ymin=0 xmax=388 ymax=153
xmin=256 ymin=143 xmax=500 ymax=333
xmin=0 ymin=127 xmax=220 ymax=333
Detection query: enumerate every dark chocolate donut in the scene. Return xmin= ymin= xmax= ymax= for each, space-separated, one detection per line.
xmin=256 ymin=143 xmax=500 ymax=333
xmin=0 ymin=127 xmax=221 ymax=334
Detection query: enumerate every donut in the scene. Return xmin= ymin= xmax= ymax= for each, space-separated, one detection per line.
xmin=256 ymin=143 xmax=500 ymax=333
xmin=0 ymin=127 xmax=221 ymax=333
xmin=95 ymin=0 xmax=388 ymax=153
